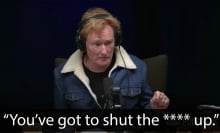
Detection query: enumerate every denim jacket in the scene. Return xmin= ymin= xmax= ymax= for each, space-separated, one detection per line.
xmin=54 ymin=46 xmax=153 ymax=109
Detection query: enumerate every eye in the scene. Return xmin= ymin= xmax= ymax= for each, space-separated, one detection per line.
xmin=95 ymin=43 xmax=101 ymax=47
xmin=105 ymin=40 xmax=113 ymax=46
xmin=91 ymin=42 xmax=100 ymax=47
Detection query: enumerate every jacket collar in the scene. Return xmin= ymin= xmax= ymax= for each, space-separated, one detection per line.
xmin=61 ymin=46 xmax=136 ymax=74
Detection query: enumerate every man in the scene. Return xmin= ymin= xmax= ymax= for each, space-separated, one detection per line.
xmin=54 ymin=7 xmax=169 ymax=110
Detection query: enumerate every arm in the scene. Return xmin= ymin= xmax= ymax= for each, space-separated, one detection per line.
xmin=54 ymin=65 xmax=67 ymax=109
xmin=140 ymin=60 xmax=154 ymax=109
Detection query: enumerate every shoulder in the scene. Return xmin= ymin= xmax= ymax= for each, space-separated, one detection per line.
xmin=129 ymin=54 xmax=146 ymax=68
xmin=54 ymin=60 xmax=67 ymax=78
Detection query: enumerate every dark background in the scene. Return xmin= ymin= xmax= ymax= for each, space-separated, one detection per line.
xmin=1 ymin=0 xmax=220 ymax=109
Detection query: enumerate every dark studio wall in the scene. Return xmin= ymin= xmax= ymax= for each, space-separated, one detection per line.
xmin=1 ymin=0 xmax=220 ymax=109
xmin=160 ymin=1 xmax=220 ymax=108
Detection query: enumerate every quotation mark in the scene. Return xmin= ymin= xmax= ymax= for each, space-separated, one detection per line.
xmin=214 ymin=114 xmax=219 ymax=119
xmin=4 ymin=114 xmax=9 ymax=119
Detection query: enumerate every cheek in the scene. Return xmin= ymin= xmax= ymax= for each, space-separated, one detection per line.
xmin=86 ymin=49 xmax=98 ymax=58
xmin=107 ymin=45 xmax=115 ymax=52
xmin=109 ymin=48 xmax=115 ymax=55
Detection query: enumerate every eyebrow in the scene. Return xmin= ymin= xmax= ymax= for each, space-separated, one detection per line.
xmin=90 ymin=39 xmax=114 ymax=44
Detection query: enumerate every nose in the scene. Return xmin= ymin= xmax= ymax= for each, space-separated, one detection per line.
xmin=100 ymin=44 xmax=107 ymax=55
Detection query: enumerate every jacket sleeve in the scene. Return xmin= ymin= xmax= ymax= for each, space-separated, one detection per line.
xmin=140 ymin=60 xmax=154 ymax=109
xmin=53 ymin=64 xmax=67 ymax=109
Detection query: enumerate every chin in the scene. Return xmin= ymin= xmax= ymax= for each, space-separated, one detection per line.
xmin=98 ymin=61 xmax=111 ymax=67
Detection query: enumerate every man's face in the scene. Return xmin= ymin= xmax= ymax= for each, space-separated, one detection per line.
xmin=85 ymin=25 xmax=115 ymax=71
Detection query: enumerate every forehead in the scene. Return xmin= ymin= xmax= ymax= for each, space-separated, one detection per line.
xmin=87 ymin=25 xmax=114 ymax=39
